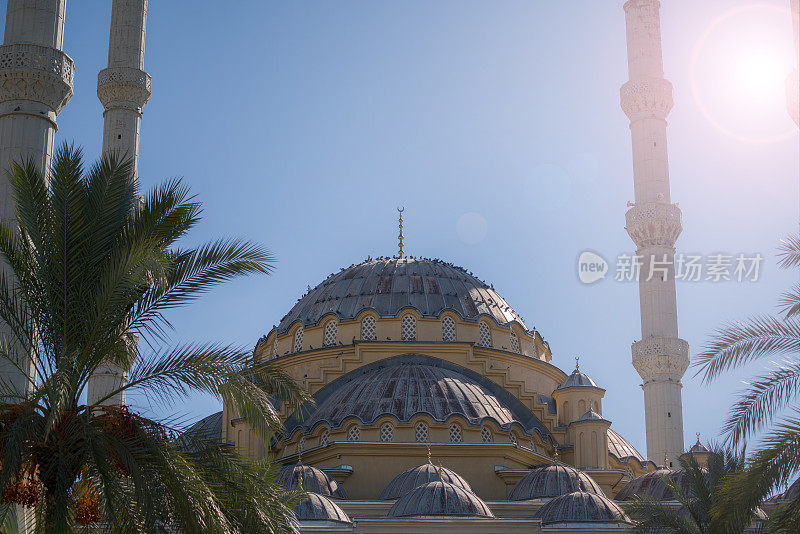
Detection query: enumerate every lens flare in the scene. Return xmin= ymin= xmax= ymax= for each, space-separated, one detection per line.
xmin=690 ymin=4 xmax=796 ymax=144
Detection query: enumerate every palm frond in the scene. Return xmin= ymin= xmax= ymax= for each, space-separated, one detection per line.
xmin=695 ymin=315 xmax=800 ymax=382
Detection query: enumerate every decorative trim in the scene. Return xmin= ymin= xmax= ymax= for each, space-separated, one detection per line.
xmin=0 ymin=44 xmax=73 ymax=112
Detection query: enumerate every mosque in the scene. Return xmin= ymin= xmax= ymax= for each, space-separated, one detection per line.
xmin=0 ymin=0 xmax=797 ymax=532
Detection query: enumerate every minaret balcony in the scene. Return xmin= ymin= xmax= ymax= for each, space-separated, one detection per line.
xmin=97 ymin=66 xmax=151 ymax=111
xmin=0 ymin=44 xmax=74 ymax=113
xmin=631 ymin=337 xmax=689 ymax=383
xmin=620 ymin=78 xmax=673 ymax=121
xmin=625 ymin=202 xmax=682 ymax=248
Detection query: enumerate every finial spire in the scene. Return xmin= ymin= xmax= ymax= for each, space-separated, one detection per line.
xmin=575 ymin=356 xmax=580 ymax=371
xmin=695 ymin=432 xmax=701 ymax=444
xmin=553 ymin=448 xmax=559 ymax=464
xmin=437 ymin=461 xmax=444 ymax=481
xmin=664 ymin=450 xmax=669 ymax=469
xmin=397 ymin=207 xmax=405 ymax=259
xmin=426 ymin=441 xmax=432 ymax=464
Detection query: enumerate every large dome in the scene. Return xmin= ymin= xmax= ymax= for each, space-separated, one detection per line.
xmin=289 ymin=359 xmax=551 ymax=441
xmin=276 ymin=257 xmax=528 ymax=334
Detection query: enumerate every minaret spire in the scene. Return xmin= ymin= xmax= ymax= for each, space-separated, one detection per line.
xmin=0 ymin=1 xmax=73 ymax=398
xmin=397 ymin=207 xmax=405 ymax=259
xmin=88 ymin=0 xmax=151 ymax=407
xmin=621 ymin=0 xmax=689 ymax=467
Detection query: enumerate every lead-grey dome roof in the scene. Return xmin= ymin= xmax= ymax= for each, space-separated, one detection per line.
xmin=534 ymin=491 xmax=631 ymax=525
xmin=295 ymin=362 xmax=546 ymax=438
xmin=276 ymin=258 xmax=528 ymax=334
xmin=277 ymin=464 xmax=348 ymax=499
xmin=388 ymin=481 xmax=494 ymax=518
xmin=380 ymin=463 xmax=473 ymax=500
xmin=557 ymin=368 xmax=600 ymax=390
xmin=293 ymin=492 xmax=351 ymax=524
xmin=508 ymin=464 xmax=603 ymax=501
xmin=614 ymin=469 xmax=691 ymax=501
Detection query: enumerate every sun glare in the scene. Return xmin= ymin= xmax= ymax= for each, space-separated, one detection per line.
xmin=691 ymin=4 xmax=796 ymax=144
xmin=734 ymin=48 xmax=786 ymax=100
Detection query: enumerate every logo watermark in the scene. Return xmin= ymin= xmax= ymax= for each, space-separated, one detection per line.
xmin=578 ymin=252 xmax=763 ymax=284
xmin=577 ymin=251 xmax=609 ymax=284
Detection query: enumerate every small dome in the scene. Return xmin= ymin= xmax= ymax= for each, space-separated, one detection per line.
xmin=276 ymin=258 xmax=529 ymax=335
xmin=557 ymin=366 xmax=599 ymax=390
xmin=388 ymin=481 xmax=494 ymax=518
xmin=277 ymin=464 xmax=348 ymax=499
xmin=576 ymin=409 xmax=607 ymax=423
xmin=508 ymin=464 xmax=603 ymax=501
xmin=534 ymin=491 xmax=631 ymax=525
xmin=689 ymin=438 xmax=710 ymax=453
xmin=615 ymin=469 xmax=691 ymax=501
xmin=293 ymin=492 xmax=351 ymax=524
xmin=380 ymin=462 xmax=472 ymax=500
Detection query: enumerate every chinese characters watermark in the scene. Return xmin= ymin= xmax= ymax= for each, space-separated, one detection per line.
xmin=577 ymin=251 xmax=763 ymax=284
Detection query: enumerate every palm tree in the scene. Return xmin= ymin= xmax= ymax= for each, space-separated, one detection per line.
xmin=629 ymin=450 xmax=758 ymax=534
xmin=0 ymin=145 xmax=310 ymax=533
xmin=695 ymin=234 xmax=800 ymax=531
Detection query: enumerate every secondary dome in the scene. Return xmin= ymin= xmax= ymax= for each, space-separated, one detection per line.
xmin=534 ymin=491 xmax=631 ymax=525
xmin=614 ymin=469 xmax=691 ymax=501
xmin=388 ymin=481 xmax=494 ymax=518
xmin=296 ymin=362 xmax=546 ymax=437
xmin=293 ymin=493 xmax=351 ymax=524
xmin=277 ymin=464 xmax=348 ymax=499
xmin=380 ymin=462 xmax=473 ymax=500
xmin=508 ymin=464 xmax=603 ymax=501
xmin=276 ymin=257 xmax=528 ymax=334
xmin=557 ymin=367 xmax=599 ymax=389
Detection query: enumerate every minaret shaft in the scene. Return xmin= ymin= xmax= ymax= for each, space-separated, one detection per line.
xmin=621 ymin=0 xmax=688 ymax=467
xmin=87 ymin=0 xmax=150 ymax=407
xmin=0 ymin=0 xmax=73 ymax=397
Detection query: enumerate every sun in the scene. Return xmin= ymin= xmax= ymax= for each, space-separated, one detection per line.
xmin=690 ymin=4 xmax=796 ymax=144
xmin=734 ymin=48 xmax=787 ymax=101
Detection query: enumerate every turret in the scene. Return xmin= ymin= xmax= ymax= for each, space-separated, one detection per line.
xmin=621 ymin=0 xmax=689 ymax=467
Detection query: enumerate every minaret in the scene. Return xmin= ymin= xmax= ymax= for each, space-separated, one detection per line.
xmin=789 ymin=0 xmax=799 ymax=126
xmin=621 ymin=0 xmax=689 ymax=466
xmin=87 ymin=0 xmax=151 ymax=407
xmin=0 ymin=1 xmax=73 ymax=396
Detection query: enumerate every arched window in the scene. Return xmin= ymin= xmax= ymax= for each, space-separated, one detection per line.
xmin=449 ymin=424 xmax=462 ymax=443
xmin=414 ymin=422 xmax=428 ymax=442
xmin=293 ymin=326 xmax=304 ymax=353
xmin=361 ymin=315 xmax=376 ymax=340
xmin=380 ymin=422 xmax=394 ymax=442
xmin=509 ymin=433 xmax=517 ymax=446
xmin=481 ymin=426 xmax=493 ymax=443
xmin=509 ymin=331 xmax=520 ymax=353
xmin=272 ymin=338 xmax=278 ymax=359
xmin=401 ymin=315 xmax=417 ymax=341
xmin=320 ymin=429 xmax=330 ymax=447
xmin=561 ymin=401 xmax=570 ymax=426
xmin=478 ymin=322 xmax=492 ymax=347
xmin=347 ymin=425 xmax=360 ymax=442
xmin=593 ymin=401 xmax=599 ymax=413
xmin=323 ymin=320 xmax=338 ymax=347
xmin=442 ymin=316 xmax=456 ymax=342
xmin=298 ymin=436 xmax=305 ymax=453
xmin=578 ymin=399 xmax=586 ymax=416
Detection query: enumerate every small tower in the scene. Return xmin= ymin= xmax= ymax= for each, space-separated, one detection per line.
xmin=620 ymin=0 xmax=689 ymax=466
xmin=0 ymin=1 xmax=73 ymax=397
xmin=88 ymin=0 xmax=151 ymax=407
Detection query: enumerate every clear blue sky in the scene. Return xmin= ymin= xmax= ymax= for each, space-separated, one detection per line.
xmin=3 ymin=1 xmax=797 ymax=456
